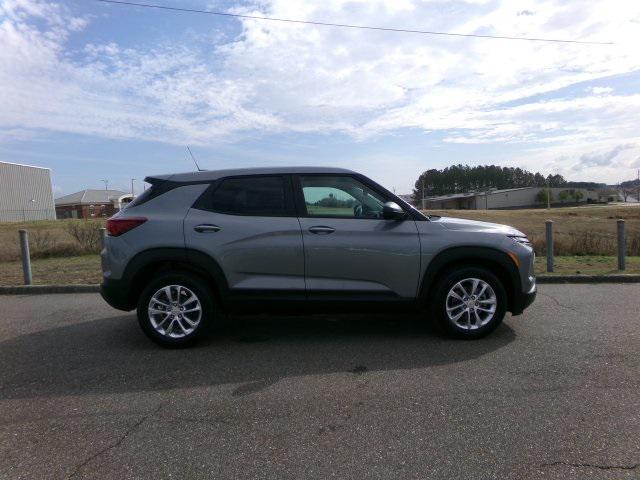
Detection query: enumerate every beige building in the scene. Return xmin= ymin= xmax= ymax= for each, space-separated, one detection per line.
xmin=0 ymin=161 xmax=56 ymax=222
xmin=424 ymin=186 xmax=597 ymax=210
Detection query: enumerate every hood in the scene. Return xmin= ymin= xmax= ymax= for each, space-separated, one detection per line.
xmin=432 ymin=216 xmax=525 ymax=236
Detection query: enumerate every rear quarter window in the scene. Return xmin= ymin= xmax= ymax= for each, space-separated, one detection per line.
xmin=126 ymin=180 xmax=183 ymax=208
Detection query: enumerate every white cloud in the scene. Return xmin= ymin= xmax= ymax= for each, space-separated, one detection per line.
xmin=1 ymin=0 xmax=640 ymax=182
xmin=588 ymin=86 xmax=614 ymax=95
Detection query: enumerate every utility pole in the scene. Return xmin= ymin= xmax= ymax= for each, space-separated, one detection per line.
xmin=131 ymin=178 xmax=135 ymax=196
xmin=637 ymin=168 xmax=639 ymax=203
xmin=421 ymin=178 xmax=426 ymax=210
xmin=101 ymin=179 xmax=109 ymax=191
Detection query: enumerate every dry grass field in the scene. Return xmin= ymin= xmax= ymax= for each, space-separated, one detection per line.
xmin=0 ymin=219 xmax=105 ymax=262
xmin=428 ymin=204 xmax=640 ymax=256
xmin=0 ymin=254 xmax=638 ymax=286
xmin=0 ymin=205 xmax=639 ymax=286
xmin=0 ymin=255 xmax=102 ymax=285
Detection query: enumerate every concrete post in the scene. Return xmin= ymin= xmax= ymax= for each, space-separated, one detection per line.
xmin=617 ymin=219 xmax=625 ymax=271
xmin=100 ymin=227 xmax=107 ymax=251
xmin=19 ymin=230 xmax=32 ymax=285
xmin=545 ymin=221 xmax=554 ymax=273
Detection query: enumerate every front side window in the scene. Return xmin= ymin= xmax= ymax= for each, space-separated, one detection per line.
xmin=206 ymin=176 xmax=287 ymax=216
xmin=299 ymin=176 xmax=386 ymax=218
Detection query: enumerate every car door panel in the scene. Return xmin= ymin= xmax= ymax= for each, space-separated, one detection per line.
xmin=183 ymin=175 xmax=305 ymax=295
xmin=185 ymin=210 xmax=305 ymax=291
xmin=299 ymin=217 xmax=420 ymax=298
xmin=295 ymin=174 xmax=421 ymax=299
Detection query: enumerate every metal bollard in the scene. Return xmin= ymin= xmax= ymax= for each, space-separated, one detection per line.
xmin=19 ymin=230 xmax=32 ymax=285
xmin=545 ymin=220 xmax=554 ymax=273
xmin=617 ymin=219 xmax=625 ymax=271
xmin=100 ymin=227 xmax=107 ymax=251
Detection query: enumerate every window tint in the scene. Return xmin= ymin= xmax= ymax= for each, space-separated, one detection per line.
xmin=205 ymin=176 xmax=287 ymax=216
xmin=300 ymin=176 xmax=386 ymax=218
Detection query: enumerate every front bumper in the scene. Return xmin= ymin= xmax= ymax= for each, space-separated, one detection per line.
xmin=511 ymin=279 xmax=537 ymax=316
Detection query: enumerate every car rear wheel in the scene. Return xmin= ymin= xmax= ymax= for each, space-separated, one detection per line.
xmin=137 ymin=273 xmax=215 ymax=347
xmin=433 ymin=266 xmax=507 ymax=338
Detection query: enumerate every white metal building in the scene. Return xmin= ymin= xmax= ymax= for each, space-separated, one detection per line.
xmin=0 ymin=161 xmax=56 ymax=222
xmin=424 ymin=186 xmax=597 ymax=210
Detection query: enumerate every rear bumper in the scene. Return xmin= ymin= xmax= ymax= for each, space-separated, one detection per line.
xmin=100 ymin=278 xmax=134 ymax=311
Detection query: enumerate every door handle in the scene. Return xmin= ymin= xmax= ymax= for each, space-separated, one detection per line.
xmin=194 ymin=224 xmax=221 ymax=233
xmin=308 ymin=226 xmax=335 ymax=235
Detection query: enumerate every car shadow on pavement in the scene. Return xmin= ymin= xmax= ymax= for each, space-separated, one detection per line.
xmin=0 ymin=313 xmax=515 ymax=400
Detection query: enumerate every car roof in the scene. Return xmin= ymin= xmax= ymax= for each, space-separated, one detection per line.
xmin=147 ymin=166 xmax=357 ymax=183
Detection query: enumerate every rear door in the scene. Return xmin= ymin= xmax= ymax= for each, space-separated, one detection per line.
xmin=184 ymin=175 xmax=305 ymax=298
xmin=294 ymin=174 xmax=421 ymax=300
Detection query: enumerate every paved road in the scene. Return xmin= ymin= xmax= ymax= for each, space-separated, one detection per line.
xmin=0 ymin=285 xmax=639 ymax=480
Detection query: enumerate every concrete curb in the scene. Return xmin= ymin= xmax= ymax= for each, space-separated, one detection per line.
xmin=0 ymin=284 xmax=100 ymax=295
xmin=1 ymin=276 xmax=640 ymax=295
xmin=537 ymin=275 xmax=640 ymax=284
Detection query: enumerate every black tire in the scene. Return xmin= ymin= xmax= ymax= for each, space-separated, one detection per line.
xmin=136 ymin=272 xmax=216 ymax=347
xmin=431 ymin=266 xmax=507 ymax=339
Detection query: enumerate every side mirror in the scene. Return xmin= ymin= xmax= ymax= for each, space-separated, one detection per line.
xmin=382 ymin=201 xmax=407 ymax=221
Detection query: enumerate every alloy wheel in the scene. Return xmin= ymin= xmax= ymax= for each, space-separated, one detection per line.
xmin=148 ymin=285 xmax=202 ymax=338
xmin=445 ymin=278 xmax=497 ymax=330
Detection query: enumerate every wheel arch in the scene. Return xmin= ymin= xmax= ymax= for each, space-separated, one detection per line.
xmin=420 ymin=246 xmax=520 ymax=312
xmin=122 ymin=247 xmax=229 ymax=310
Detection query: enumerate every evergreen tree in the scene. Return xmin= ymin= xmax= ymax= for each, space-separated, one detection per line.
xmin=413 ymin=165 xmax=566 ymax=202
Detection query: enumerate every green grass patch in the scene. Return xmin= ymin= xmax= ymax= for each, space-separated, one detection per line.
xmin=535 ymin=255 xmax=640 ymax=275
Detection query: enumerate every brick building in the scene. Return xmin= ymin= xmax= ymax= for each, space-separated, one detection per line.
xmin=55 ymin=189 xmax=133 ymax=219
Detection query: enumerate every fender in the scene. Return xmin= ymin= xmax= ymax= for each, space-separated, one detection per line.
xmin=419 ymin=246 xmax=520 ymax=310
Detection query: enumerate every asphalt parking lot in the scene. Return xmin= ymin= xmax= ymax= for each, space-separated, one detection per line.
xmin=0 ymin=284 xmax=639 ymax=480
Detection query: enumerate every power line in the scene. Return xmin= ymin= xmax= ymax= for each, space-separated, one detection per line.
xmin=95 ymin=0 xmax=614 ymax=45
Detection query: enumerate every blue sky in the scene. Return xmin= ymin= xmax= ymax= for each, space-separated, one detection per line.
xmin=1 ymin=0 xmax=640 ymax=196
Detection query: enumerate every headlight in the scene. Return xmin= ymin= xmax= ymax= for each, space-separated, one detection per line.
xmin=508 ymin=235 xmax=532 ymax=247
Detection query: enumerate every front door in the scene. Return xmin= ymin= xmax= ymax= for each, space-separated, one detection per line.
xmin=295 ymin=174 xmax=421 ymax=300
xmin=184 ymin=175 xmax=305 ymax=298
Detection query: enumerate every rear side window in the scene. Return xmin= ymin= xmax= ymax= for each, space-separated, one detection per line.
xmin=197 ymin=176 xmax=289 ymax=216
xmin=126 ymin=180 xmax=173 ymax=208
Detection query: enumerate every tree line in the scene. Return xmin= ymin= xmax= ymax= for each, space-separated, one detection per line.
xmin=413 ymin=164 xmax=602 ymax=200
xmin=620 ymin=178 xmax=639 ymax=188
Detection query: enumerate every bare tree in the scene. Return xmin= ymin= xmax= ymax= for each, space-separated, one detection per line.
xmin=622 ymin=188 xmax=637 ymax=202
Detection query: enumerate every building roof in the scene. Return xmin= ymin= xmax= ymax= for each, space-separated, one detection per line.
xmin=488 ymin=187 xmax=536 ymax=194
xmin=426 ymin=186 xmax=541 ymax=202
xmin=426 ymin=192 xmax=480 ymax=202
xmin=0 ymin=160 xmax=51 ymax=170
xmin=55 ymin=189 xmax=130 ymax=206
xmin=147 ymin=167 xmax=356 ymax=183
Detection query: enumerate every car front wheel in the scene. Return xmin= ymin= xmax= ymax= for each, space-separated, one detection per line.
xmin=137 ymin=273 xmax=215 ymax=347
xmin=433 ymin=267 xmax=507 ymax=338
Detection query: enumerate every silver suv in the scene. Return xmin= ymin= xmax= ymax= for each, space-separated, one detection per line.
xmin=100 ymin=167 xmax=536 ymax=346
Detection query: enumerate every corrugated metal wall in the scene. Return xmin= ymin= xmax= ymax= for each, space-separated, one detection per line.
xmin=0 ymin=162 xmax=56 ymax=222
xmin=486 ymin=187 xmax=592 ymax=209
xmin=486 ymin=188 xmax=540 ymax=209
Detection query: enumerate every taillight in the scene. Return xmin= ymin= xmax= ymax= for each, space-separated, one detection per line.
xmin=106 ymin=217 xmax=147 ymax=237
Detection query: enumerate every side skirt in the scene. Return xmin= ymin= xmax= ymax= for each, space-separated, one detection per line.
xmin=223 ymin=289 xmax=421 ymax=315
